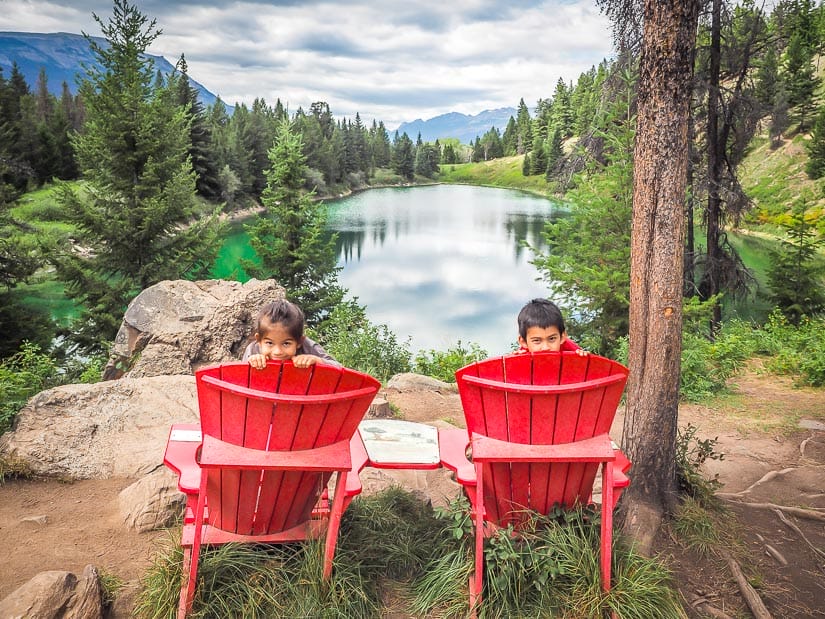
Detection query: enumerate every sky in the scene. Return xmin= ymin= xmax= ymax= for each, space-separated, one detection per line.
xmin=0 ymin=0 xmax=616 ymax=129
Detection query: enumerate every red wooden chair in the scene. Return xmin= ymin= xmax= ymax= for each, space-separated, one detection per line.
xmin=163 ymin=360 xmax=380 ymax=619
xmin=439 ymin=351 xmax=631 ymax=614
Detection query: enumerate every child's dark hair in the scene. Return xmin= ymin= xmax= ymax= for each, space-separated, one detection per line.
xmin=255 ymin=299 xmax=305 ymax=341
xmin=518 ymin=298 xmax=566 ymax=339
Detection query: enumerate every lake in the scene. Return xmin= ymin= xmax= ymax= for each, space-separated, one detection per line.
xmin=213 ymin=184 xmax=561 ymax=355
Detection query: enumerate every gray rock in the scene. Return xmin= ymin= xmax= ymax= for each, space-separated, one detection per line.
xmin=118 ymin=469 xmax=185 ymax=532
xmin=386 ymin=373 xmax=458 ymax=393
xmin=0 ymin=565 xmax=103 ymax=619
xmin=0 ymin=375 xmax=198 ymax=479
xmin=104 ymin=278 xmax=285 ymax=379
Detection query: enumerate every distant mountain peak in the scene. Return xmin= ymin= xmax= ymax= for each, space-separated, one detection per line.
xmin=0 ymin=31 xmax=222 ymax=108
xmin=396 ymin=107 xmax=516 ymax=144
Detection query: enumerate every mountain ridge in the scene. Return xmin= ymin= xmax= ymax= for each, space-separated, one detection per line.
xmin=396 ymin=107 xmax=515 ymax=144
xmin=0 ymin=31 xmax=221 ymax=108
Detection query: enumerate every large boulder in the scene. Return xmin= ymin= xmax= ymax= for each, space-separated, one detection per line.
xmin=0 ymin=565 xmax=103 ymax=619
xmin=0 ymin=375 xmax=198 ymax=479
xmin=103 ymin=278 xmax=285 ymax=379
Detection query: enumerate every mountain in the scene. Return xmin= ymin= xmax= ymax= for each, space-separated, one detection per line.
xmin=395 ymin=108 xmax=516 ymax=144
xmin=0 ymin=31 xmax=222 ymax=109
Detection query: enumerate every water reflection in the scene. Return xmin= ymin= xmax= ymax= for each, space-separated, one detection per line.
xmin=326 ymin=185 xmax=560 ymax=354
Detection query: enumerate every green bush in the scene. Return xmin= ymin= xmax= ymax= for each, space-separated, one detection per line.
xmin=0 ymin=342 xmax=60 ymax=435
xmin=315 ymin=300 xmax=412 ymax=383
xmin=413 ymin=341 xmax=488 ymax=383
xmin=760 ymin=311 xmax=825 ymax=386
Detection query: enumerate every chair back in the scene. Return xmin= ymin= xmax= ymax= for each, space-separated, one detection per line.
xmin=455 ymin=352 xmax=628 ymax=525
xmin=195 ymin=361 xmax=380 ymax=536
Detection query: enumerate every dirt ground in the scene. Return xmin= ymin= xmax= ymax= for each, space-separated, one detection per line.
xmin=1 ymin=361 xmax=824 ymax=617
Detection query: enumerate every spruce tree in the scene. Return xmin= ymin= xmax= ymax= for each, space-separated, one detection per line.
xmin=805 ymin=104 xmax=825 ymax=178
xmin=51 ymin=0 xmax=222 ymax=352
xmin=245 ymin=118 xmax=343 ymax=326
xmin=391 ymin=132 xmax=415 ymax=180
xmin=767 ymin=200 xmax=825 ymax=323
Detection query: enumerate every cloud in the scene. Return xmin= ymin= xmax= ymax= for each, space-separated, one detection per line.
xmin=0 ymin=0 xmax=614 ymax=127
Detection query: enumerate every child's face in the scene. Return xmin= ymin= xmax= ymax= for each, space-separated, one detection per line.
xmin=255 ymin=320 xmax=301 ymax=361
xmin=519 ymin=325 xmax=567 ymax=353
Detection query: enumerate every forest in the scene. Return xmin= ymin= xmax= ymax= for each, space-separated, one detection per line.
xmin=0 ymin=0 xmax=824 ymax=422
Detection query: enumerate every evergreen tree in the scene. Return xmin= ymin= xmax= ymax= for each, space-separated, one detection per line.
xmin=767 ymin=200 xmax=825 ymax=323
xmin=521 ymin=152 xmax=531 ymax=176
xmin=784 ymin=30 xmax=819 ymax=130
xmin=529 ymin=75 xmax=635 ymax=354
xmin=171 ymin=55 xmax=221 ymax=200
xmin=805 ymin=104 xmax=825 ymax=178
xmin=391 ymin=132 xmax=415 ymax=180
xmin=502 ymin=116 xmax=518 ymax=155
xmin=529 ymin=140 xmax=547 ymax=175
xmin=244 ymin=118 xmax=343 ymax=326
xmin=515 ymin=98 xmax=532 ymax=154
xmin=545 ymin=127 xmax=564 ymax=179
xmin=51 ymin=0 xmax=223 ymax=352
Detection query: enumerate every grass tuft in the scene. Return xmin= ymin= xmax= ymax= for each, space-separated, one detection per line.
xmin=136 ymin=489 xmax=686 ymax=618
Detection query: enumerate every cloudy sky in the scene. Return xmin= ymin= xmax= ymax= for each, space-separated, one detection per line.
xmin=1 ymin=0 xmax=616 ymax=129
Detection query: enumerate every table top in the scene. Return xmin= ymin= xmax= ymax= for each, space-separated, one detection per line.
xmin=358 ymin=419 xmax=441 ymax=468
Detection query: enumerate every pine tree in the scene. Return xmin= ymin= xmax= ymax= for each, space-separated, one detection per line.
xmin=529 ymin=74 xmax=636 ymax=354
xmin=171 ymin=55 xmax=221 ymax=200
xmin=767 ymin=200 xmax=825 ymax=323
xmin=545 ymin=127 xmax=564 ymax=179
xmin=391 ymin=132 xmax=415 ymax=180
xmin=51 ymin=0 xmax=223 ymax=352
xmin=805 ymin=104 xmax=825 ymax=178
xmin=784 ymin=30 xmax=819 ymax=130
xmin=244 ymin=118 xmax=343 ymax=326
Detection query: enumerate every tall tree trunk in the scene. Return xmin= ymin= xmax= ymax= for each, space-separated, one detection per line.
xmin=621 ymin=0 xmax=700 ymax=552
xmin=702 ymin=0 xmax=723 ymax=330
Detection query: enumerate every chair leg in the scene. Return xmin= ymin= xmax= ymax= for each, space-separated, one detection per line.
xmin=178 ymin=545 xmax=196 ymax=619
xmin=470 ymin=463 xmax=485 ymax=618
xmin=322 ymin=470 xmax=348 ymax=580
xmin=600 ymin=461 xmax=614 ymax=592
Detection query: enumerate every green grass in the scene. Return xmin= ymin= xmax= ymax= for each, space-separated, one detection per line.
xmin=739 ymin=131 xmax=825 ymax=221
xmin=438 ymin=156 xmax=556 ymax=196
xmin=136 ymin=489 xmax=686 ymax=618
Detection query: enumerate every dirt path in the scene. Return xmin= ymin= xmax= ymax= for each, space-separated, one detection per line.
xmin=1 ymin=363 xmax=824 ymax=617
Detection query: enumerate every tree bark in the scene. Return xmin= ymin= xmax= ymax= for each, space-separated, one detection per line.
xmin=621 ymin=0 xmax=701 ymax=552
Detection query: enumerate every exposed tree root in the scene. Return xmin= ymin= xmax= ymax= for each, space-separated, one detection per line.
xmin=772 ymin=509 xmax=825 ymax=563
xmin=717 ymin=497 xmax=825 ymax=522
xmin=720 ymin=550 xmax=773 ymax=619
xmin=686 ymin=592 xmax=735 ymax=619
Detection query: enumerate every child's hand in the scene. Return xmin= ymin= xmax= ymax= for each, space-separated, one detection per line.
xmin=575 ymin=348 xmax=589 ymax=356
xmin=248 ymin=353 xmax=268 ymax=370
xmin=292 ymin=354 xmax=321 ymax=368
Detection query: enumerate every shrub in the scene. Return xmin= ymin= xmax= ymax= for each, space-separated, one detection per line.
xmin=413 ymin=341 xmax=488 ymax=383
xmin=315 ymin=300 xmax=411 ymax=383
xmin=0 ymin=341 xmax=60 ymax=435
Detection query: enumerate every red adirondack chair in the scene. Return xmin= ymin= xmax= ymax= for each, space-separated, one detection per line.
xmin=163 ymin=360 xmax=380 ymax=619
xmin=439 ymin=351 xmax=631 ymax=614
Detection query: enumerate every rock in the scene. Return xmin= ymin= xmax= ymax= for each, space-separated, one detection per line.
xmin=118 ymin=469 xmax=185 ymax=532
xmin=103 ymin=278 xmax=286 ymax=379
xmin=20 ymin=515 xmax=47 ymax=525
xmin=0 ymin=565 xmax=103 ymax=619
xmin=0 ymin=375 xmax=198 ymax=479
xmin=386 ymin=373 xmax=458 ymax=393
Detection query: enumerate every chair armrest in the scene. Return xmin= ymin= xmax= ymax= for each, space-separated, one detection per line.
xmin=471 ymin=433 xmax=615 ymax=463
xmin=198 ymin=434 xmax=352 ymax=471
xmin=163 ymin=423 xmax=202 ymax=494
xmin=438 ymin=428 xmax=476 ymax=485
xmin=345 ymin=434 xmax=369 ymax=497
